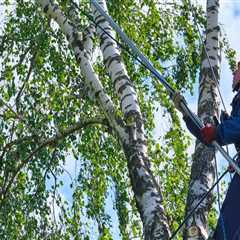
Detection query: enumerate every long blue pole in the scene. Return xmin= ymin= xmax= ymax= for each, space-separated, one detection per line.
xmin=91 ymin=0 xmax=240 ymax=176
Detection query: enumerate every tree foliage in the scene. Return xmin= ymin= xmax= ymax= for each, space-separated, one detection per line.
xmin=0 ymin=0 xmax=230 ymax=239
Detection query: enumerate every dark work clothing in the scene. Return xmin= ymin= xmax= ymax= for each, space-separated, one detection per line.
xmin=213 ymin=174 xmax=240 ymax=240
xmin=184 ymin=91 xmax=240 ymax=147
xmin=183 ymin=114 xmax=223 ymax=145
xmin=183 ymin=91 xmax=240 ymax=240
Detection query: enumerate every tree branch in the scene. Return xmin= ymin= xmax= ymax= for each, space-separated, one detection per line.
xmin=0 ymin=117 xmax=106 ymax=200
xmin=15 ymin=49 xmax=38 ymax=112
xmin=36 ymin=0 xmax=127 ymax=142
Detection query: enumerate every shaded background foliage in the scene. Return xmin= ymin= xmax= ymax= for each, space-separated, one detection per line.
xmin=0 ymin=0 xmax=234 ymax=239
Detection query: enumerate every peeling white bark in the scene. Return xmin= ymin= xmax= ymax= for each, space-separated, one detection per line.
xmin=68 ymin=5 xmax=95 ymax=61
xmin=91 ymin=0 xmax=140 ymax=120
xmin=125 ymin=152 xmax=171 ymax=239
xmin=82 ymin=24 xmax=95 ymax=61
xmin=184 ymin=1 xmax=221 ymax=239
xmin=201 ymin=1 xmax=220 ymax=69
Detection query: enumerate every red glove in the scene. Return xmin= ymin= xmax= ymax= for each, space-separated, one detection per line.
xmin=228 ymin=164 xmax=235 ymax=173
xmin=200 ymin=123 xmax=216 ymax=144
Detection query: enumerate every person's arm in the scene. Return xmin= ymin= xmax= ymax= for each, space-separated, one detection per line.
xmin=216 ymin=116 xmax=240 ymax=145
xmin=183 ymin=115 xmax=203 ymax=142
xmin=172 ymin=92 xmax=209 ymax=143
xmin=183 ymin=114 xmax=225 ymax=146
xmin=172 ymin=92 xmax=220 ymax=145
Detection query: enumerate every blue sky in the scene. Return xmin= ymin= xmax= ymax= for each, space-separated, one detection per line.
xmin=154 ymin=0 xmax=240 ymax=164
xmin=184 ymin=0 xmax=240 ymax=113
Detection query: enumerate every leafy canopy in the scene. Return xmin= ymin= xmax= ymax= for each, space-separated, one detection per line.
xmin=0 ymin=0 xmax=227 ymax=239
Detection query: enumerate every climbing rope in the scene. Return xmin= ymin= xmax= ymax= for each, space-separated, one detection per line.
xmin=170 ymin=149 xmax=240 ymax=239
xmin=187 ymin=1 xmax=233 ymax=238
xmin=187 ymin=0 xmax=231 ymax=164
xmin=214 ymin=154 xmax=227 ymax=240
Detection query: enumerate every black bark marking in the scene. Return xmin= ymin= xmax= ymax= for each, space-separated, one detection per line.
xmin=113 ymin=75 xmax=130 ymax=88
xmin=99 ymin=27 xmax=112 ymax=39
xmin=216 ymin=0 xmax=220 ymax=7
xmin=95 ymin=14 xmax=105 ymax=23
xmin=103 ymin=42 xmax=115 ymax=53
xmin=95 ymin=19 xmax=107 ymax=27
xmin=106 ymin=55 xmax=122 ymax=68
xmin=211 ymin=36 xmax=218 ymax=41
xmin=118 ymin=82 xmax=133 ymax=95
xmin=63 ymin=18 xmax=68 ymax=25
xmin=95 ymin=90 xmax=101 ymax=98
xmin=43 ymin=4 xmax=49 ymax=13
xmin=121 ymin=93 xmax=134 ymax=106
xmin=83 ymin=33 xmax=94 ymax=42
xmin=115 ymin=70 xmax=123 ymax=76
xmin=207 ymin=6 xmax=217 ymax=12
xmin=206 ymin=28 xmax=213 ymax=34
xmin=213 ymin=25 xmax=220 ymax=31
xmin=124 ymin=110 xmax=141 ymax=120
xmin=100 ymin=35 xmax=109 ymax=46
xmin=124 ymin=104 xmax=132 ymax=110
xmin=123 ymin=145 xmax=170 ymax=239
xmin=84 ymin=28 xmax=91 ymax=35
xmin=136 ymin=138 xmax=147 ymax=145
xmin=78 ymin=41 xmax=84 ymax=51
xmin=198 ymin=100 xmax=216 ymax=117
xmin=83 ymin=52 xmax=89 ymax=59
xmin=53 ymin=5 xmax=58 ymax=12
xmin=75 ymin=53 xmax=80 ymax=59
xmin=93 ymin=9 xmax=98 ymax=15
xmin=66 ymin=19 xmax=72 ymax=26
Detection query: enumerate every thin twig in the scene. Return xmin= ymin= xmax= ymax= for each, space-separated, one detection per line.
xmin=16 ymin=50 xmax=37 ymax=112
xmin=11 ymin=46 xmax=32 ymax=71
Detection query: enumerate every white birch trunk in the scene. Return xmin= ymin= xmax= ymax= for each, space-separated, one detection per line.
xmin=36 ymin=0 xmax=171 ymax=238
xmin=91 ymin=1 xmax=171 ymax=239
xmin=68 ymin=5 xmax=95 ymax=61
xmin=91 ymin=0 xmax=140 ymax=120
xmin=36 ymin=0 xmax=127 ymax=142
xmin=184 ymin=1 xmax=221 ymax=239
xmin=82 ymin=23 xmax=95 ymax=61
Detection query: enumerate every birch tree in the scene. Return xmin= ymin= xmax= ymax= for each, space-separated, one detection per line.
xmin=0 ymin=0 xmax=232 ymax=239
xmin=38 ymin=0 xmax=171 ymax=238
xmin=184 ymin=0 xmax=221 ymax=239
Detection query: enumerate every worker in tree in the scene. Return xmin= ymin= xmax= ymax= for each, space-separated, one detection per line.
xmin=173 ymin=61 xmax=240 ymax=240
